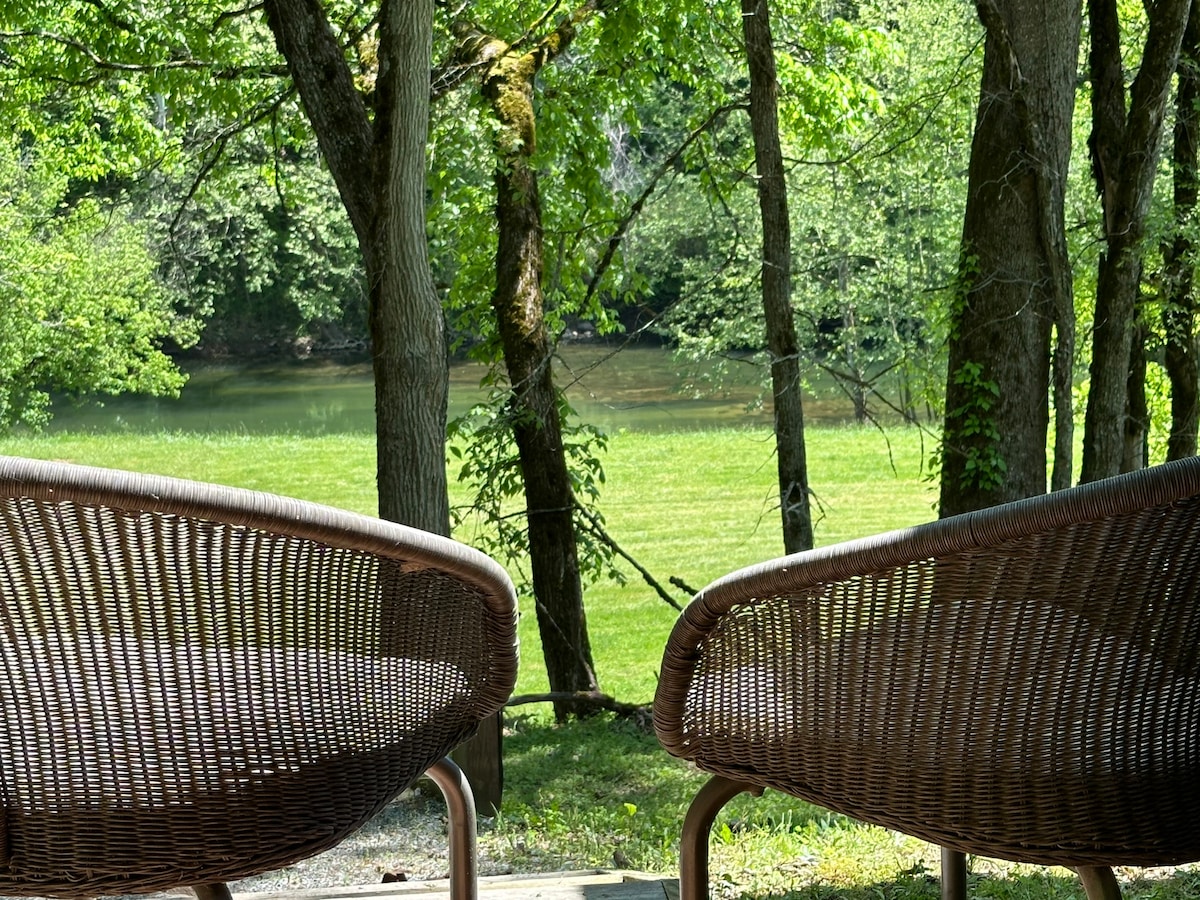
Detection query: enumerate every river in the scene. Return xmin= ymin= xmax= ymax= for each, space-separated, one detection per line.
xmin=46 ymin=344 xmax=868 ymax=435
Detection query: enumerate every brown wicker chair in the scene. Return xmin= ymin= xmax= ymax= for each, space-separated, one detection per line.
xmin=0 ymin=455 xmax=518 ymax=900
xmin=654 ymin=455 xmax=1200 ymax=900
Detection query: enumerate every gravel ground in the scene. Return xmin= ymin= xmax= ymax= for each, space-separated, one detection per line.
xmin=228 ymin=784 xmax=518 ymax=893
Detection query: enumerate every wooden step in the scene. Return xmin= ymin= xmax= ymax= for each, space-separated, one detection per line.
xmin=236 ymin=870 xmax=679 ymax=900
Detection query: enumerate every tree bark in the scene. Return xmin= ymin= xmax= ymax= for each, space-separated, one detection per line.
xmin=1081 ymin=0 xmax=1191 ymax=482
xmin=483 ymin=32 xmax=599 ymax=722
xmin=1122 ymin=316 xmax=1149 ymax=471
xmin=263 ymin=0 xmax=449 ymax=534
xmin=1163 ymin=5 xmax=1200 ymax=462
xmin=370 ymin=0 xmax=450 ymax=533
xmin=940 ymin=0 xmax=1081 ymax=517
xmin=741 ymin=0 xmax=813 ymax=555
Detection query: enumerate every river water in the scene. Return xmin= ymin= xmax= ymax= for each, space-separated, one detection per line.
xmin=47 ymin=344 xmax=865 ymax=435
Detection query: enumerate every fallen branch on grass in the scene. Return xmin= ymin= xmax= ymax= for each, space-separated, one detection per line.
xmin=506 ymin=690 xmax=650 ymax=720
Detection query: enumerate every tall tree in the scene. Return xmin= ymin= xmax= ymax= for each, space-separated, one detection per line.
xmin=1 ymin=0 xmax=500 ymax=800
xmin=264 ymin=0 xmax=516 ymax=806
xmin=940 ymin=1 xmax=1081 ymax=516
xmin=1161 ymin=5 xmax=1200 ymax=461
xmin=438 ymin=2 xmax=628 ymax=720
xmin=1080 ymin=0 xmax=1192 ymax=481
xmin=741 ymin=0 xmax=813 ymax=554
xmin=264 ymin=0 xmax=449 ymax=534
xmin=2 ymin=1 xmax=450 ymax=531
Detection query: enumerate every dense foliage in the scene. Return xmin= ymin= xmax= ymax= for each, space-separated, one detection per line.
xmin=0 ymin=140 xmax=197 ymax=427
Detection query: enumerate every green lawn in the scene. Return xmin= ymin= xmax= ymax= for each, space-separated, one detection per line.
xmin=0 ymin=425 xmax=937 ymax=704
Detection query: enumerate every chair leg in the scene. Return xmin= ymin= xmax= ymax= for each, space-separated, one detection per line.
xmin=425 ymin=756 xmax=478 ymax=900
xmin=1077 ymin=866 xmax=1122 ymax=900
xmin=678 ymin=775 xmax=761 ymax=900
xmin=193 ymin=884 xmax=234 ymax=900
xmin=940 ymin=848 xmax=967 ymax=900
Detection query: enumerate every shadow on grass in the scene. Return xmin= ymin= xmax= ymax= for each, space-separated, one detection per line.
xmin=481 ymin=714 xmax=1200 ymax=900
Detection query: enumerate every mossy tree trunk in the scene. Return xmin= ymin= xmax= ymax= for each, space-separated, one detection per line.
xmin=480 ymin=12 xmax=612 ymax=721
xmin=939 ymin=0 xmax=1081 ymax=518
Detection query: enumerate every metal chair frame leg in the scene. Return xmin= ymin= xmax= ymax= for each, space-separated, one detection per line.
xmin=426 ymin=756 xmax=479 ymax=900
xmin=192 ymin=759 xmax=477 ymax=900
xmin=679 ymin=775 xmax=761 ymax=900
xmin=941 ymin=848 xmax=967 ymax=900
xmin=1077 ymin=866 xmax=1122 ymax=900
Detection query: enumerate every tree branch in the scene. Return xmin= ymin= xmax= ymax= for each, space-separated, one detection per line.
xmin=531 ymin=0 xmax=619 ymax=72
xmin=433 ymin=0 xmax=619 ymax=100
xmin=506 ymin=690 xmax=649 ymax=720
xmin=169 ymin=88 xmax=295 ymax=235
xmin=80 ymin=0 xmax=136 ymax=32
xmin=0 ymin=29 xmax=287 ymax=79
xmin=213 ymin=3 xmax=267 ymax=30
xmin=583 ymin=99 xmax=747 ymax=310
xmin=430 ymin=24 xmax=507 ymax=101
xmin=511 ymin=0 xmax=566 ymax=54
xmin=263 ymin=0 xmax=375 ymax=249
xmin=573 ymin=500 xmax=687 ymax=611
xmin=0 ymin=29 xmax=213 ymax=71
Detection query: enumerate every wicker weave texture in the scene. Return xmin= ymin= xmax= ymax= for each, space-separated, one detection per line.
xmin=654 ymin=456 xmax=1200 ymax=868
xmin=0 ymin=456 xmax=518 ymax=897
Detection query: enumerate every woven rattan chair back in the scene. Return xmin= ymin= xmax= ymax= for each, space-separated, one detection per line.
xmin=0 ymin=456 xmax=518 ymax=900
xmin=654 ymin=456 xmax=1200 ymax=900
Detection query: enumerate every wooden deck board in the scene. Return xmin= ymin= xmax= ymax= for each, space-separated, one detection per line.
xmin=235 ymin=871 xmax=678 ymax=900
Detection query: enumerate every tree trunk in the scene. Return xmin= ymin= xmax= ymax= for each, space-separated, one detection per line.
xmin=741 ymin=0 xmax=813 ymax=555
xmin=940 ymin=0 xmax=1081 ymax=518
xmin=484 ymin=48 xmax=598 ymax=722
xmin=266 ymin=0 xmax=493 ymax=801
xmin=1163 ymin=5 xmax=1200 ymax=462
xmin=263 ymin=0 xmax=449 ymax=533
xmin=370 ymin=0 xmax=450 ymax=534
xmin=1122 ymin=316 xmax=1149 ymax=471
xmin=1081 ymin=0 xmax=1191 ymax=482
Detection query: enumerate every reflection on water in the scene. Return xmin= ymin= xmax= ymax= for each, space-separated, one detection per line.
xmin=46 ymin=345 xmax=866 ymax=435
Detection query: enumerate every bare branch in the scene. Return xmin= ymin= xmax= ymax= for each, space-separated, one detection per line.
xmin=531 ymin=0 xmax=618 ymax=71
xmin=583 ymin=99 xmax=748 ymax=310
xmin=0 ymin=29 xmax=211 ymax=72
xmin=213 ymin=3 xmax=267 ymax=30
xmin=169 ymin=88 xmax=294 ymax=235
xmin=0 ymin=28 xmax=287 ymax=79
xmin=506 ymin=690 xmax=649 ymax=720
xmin=511 ymin=0 xmax=565 ymax=54
xmin=573 ymin=501 xmax=687 ymax=611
